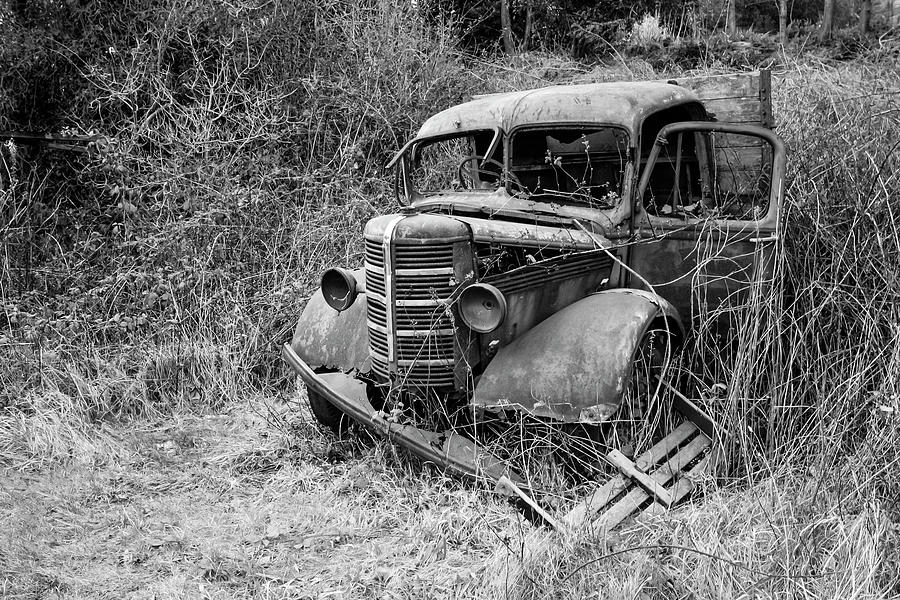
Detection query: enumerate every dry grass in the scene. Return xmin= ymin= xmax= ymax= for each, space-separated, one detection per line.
xmin=0 ymin=395 xmax=532 ymax=599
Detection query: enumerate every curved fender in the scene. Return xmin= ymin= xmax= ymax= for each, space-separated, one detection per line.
xmin=471 ymin=289 xmax=683 ymax=423
xmin=290 ymin=268 xmax=371 ymax=373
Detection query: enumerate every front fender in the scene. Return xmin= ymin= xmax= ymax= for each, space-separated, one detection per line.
xmin=290 ymin=268 xmax=371 ymax=373
xmin=471 ymin=289 xmax=683 ymax=423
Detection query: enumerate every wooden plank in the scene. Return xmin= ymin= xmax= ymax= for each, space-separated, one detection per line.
xmin=563 ymin=475 xmax=630 ymax=529
xmin=715 ymin=145 xmax=766 ymax=167
xmin=497 ymin=475 xmax=565 ymax=532
xmin=759 ymin=69 xmax=774 ymax=128
xmin=632 ymin=420 xmax=697 ymax=471
xmin=564 ymin=421 xmax=696 ymax=528
xmin=606 ymin=449 xmax=674 ymax=507
xmin=663 ymin=69 xmax=774 ymax=129
xmin=592 ymin=432 xmax=711 ymax=531
xmin=703 ymin=98 xmax=764 ymax=125
xmin=714 ymin=132 xmax=765 ymax=148
xmin=664 ymin=381 xmax=728 ymax=440
xmin=648 ymin=433 xmax=711 ymax=482
xmin=641 ymin=454 xmax=711 ymax=518
xmin=668 ymin=72 xmax=760 ymax=101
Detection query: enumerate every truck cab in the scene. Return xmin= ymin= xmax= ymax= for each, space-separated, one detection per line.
xmin=282 ymin=72 xmax=784 ymax=484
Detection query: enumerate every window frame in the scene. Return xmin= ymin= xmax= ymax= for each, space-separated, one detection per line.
xmin=635 ymin=121 xmax=785 ymax=229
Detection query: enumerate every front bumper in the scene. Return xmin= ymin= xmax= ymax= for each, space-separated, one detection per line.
xmin=282 ymin=343 xmax=526 ymax=489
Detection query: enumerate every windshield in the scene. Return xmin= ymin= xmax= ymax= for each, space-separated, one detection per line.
xmin=508 ymin=126 xmax=630 ymax=209
xmin=408 ymin=130 xmax=502 ymax=195
xmin=402 ymin=126 xmax=631 ymax=209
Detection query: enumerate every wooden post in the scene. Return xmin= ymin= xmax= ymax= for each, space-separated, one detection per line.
xmin=778 ymin=0 xmax=788 ymax=45
xmin=860 ymin=0 xmax=872 ymax=33
xmin=821 ymin=0 xmax=835 ymax=41
xmin=726 ymin=0 xmax=737 ymax=36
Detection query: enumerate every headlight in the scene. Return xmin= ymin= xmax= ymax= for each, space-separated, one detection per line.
xmin=458 ymin=283 xmax=507 ymax=333
xmin=321 ymin=268 xmax=358 ymax=312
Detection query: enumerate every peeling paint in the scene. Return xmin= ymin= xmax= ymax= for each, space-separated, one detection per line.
xmin=472 ymin=289 xmax=682 ymax=423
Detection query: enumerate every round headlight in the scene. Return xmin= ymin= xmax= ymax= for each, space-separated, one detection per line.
xmin=458 ymin=283 xmax=507 ymax=333
xmin=321 ymin=268 xmax=358 ymax=312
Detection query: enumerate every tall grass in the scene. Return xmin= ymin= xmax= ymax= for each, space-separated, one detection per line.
xmin=494 ymin=54 xmax=900 ymax=598
xmin=705 ymin=56 xmax=900 ymax=474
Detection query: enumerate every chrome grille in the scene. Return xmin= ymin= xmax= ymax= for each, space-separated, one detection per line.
xmin=365 ymin=236 xmax=457 ymax=389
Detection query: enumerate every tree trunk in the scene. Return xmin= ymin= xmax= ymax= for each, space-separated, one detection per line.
xmin=778 ymin=0 xmax=788 ymax=45
xmin=859 ymin=0 xmax=872 ymax=34
xmin=500 ymin=0 xmax=516 ymax=54
xmin=522 ymin=1 xmax=533 ymax=52
xmin=821 ymin=0 xmax=834 ymax=41
xmin=726 ymin=0 xmax=737 ymax=36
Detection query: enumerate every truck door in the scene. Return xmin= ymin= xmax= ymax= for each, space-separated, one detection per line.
xmin=628 ymin=122 xmax=786 ymax=322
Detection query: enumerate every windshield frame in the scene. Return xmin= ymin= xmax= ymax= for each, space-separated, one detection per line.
xmin=391 ymin=123 xmax=636 ymax=212
xmin=390 ymin=127 xmax=503 ymax=204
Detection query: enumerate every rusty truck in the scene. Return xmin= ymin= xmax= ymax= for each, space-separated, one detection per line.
xmin=282 ymin=70 xmax=784 ymax=506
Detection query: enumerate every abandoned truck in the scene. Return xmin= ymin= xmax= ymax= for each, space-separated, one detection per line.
xmin=283 ymin=71 xmax=784 ymax=486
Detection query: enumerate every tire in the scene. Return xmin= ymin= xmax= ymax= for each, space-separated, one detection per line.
xmin=307 ymin=389 xmax=346 ymax=433
xmin=614 ymin=328 xmax=677 ymax=456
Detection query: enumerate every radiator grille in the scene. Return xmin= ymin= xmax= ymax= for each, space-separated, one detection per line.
xmin=365 ymin=237 xmax=457 ymax=388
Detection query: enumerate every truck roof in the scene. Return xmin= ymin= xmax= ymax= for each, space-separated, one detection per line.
xmin=416 ymin=81 xmax=701 ymax=140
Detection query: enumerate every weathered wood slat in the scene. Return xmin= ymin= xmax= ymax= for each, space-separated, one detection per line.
xmin=669 ymin=72 xmax=761 ymax=100
xmin=704 ymin=98 xmax=765 ymax=124
xmin=641 ymin=454 xmax=712 ymax=518
xmin=716 ymin=145 xmax=766 ymax=166
xmin=664 ymin=69 xmax=773 ymax=128
xmin=714 ymin=132 xmax=765 ymax=148
xmin=563 ymin=420 xmax=697 ymax=528
xmin=666 ymin=383 xmax=728 ymax=440
xmin=632 ymin=420 xmax=697 ymax=471
xmin=606 ymin=449 xmax=675 ymax=507
xmin=591 ymin=433 xmax=711 ymax=531
xmin=497 ymin=475 xmax=565 ymax=531
xmin=648 ymin=432 xmax=711 ymax=482
xmin=563 ymin=475 xmax=630 ymax=529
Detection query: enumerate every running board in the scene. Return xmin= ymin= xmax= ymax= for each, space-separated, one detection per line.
xmin=564 ymin=418 xmax=720 ymax=533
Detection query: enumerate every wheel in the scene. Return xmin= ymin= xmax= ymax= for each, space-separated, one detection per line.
xmin=306 ymin=387 xmax=348 ymax=435
xmin=611 ymin=328 xmax=676 ymax=457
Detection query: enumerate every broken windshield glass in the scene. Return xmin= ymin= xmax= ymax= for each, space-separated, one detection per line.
xmin=508 ymin=126 xmax=630 ymax=209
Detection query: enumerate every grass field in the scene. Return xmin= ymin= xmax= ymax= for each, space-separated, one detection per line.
xmin=2 ymin=2 xmax=900 ymax=598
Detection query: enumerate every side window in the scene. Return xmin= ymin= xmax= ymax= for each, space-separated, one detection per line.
xmin=642 ymin=129 xmax=774 ymax=221
xmin=709 ymin=133 xmax=773 ymax=220
xmin=643 ymin=131 xmax=708 ymax=217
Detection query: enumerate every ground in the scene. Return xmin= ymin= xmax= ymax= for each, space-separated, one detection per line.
xmin=3 ymin=392 xmax=894 ymax=599
xmin=0 ymin=398 xmax=528 ymax=599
